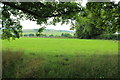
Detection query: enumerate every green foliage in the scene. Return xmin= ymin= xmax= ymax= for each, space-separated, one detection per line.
xmin=75 ymin=2 xmax=120 ymax=39
xmin=1 ymin=2 xmax=119 ymax=40
xmin=36 ymin=27 xmax=45 ymax=37
xmin=2 ymin=5 xmax=23 ymax=40
xmin=96 ymin=34 xmax=120 ymax=40
xmin=1 ymin=2 xmax=81 ymax=40
xmin=61 ymin=33 xmax=73 ymax=38
xmin=40 ymin=34 xmax=47 ymax=37
xmin=49 ymin=34 xmax=54 ymax=37
xmin=28 ymin=34 xmax=34 ymax=37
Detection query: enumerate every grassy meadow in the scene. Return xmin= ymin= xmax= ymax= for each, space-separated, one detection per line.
xmin=2 ymin=38 xmax=119 ymax=78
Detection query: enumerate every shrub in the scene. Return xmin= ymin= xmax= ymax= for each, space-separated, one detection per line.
xmin=96 ymin=34 xmax=120 ymax=40
xmin=61 ymin=33 xmax=73 ymax=38
xmin=29 ymin=34 xmax=34 ymax=37
xmin=49 ymin=34 xmax=54 ymax=37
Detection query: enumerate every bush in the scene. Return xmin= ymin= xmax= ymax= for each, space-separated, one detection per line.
xmin=96 ymin=34 xmax=120 ymax=40
xmin=23 ymin=34 xmax=29 ymax=37
xmin=49 ymin=34 xmax=54 ymax=37
xmin=61 ymin=33 xmax=73 ymax=38
xmin=29 ymin=34 xmax=34 ymax=37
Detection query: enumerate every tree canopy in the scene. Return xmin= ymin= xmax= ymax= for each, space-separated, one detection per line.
xmin=0 ymin=1 xmax=119 ymax=40
xmin=74 ymin=2 xmax=120 ymax=39
xmin=1 ymin=2 xmax=82 ymax=40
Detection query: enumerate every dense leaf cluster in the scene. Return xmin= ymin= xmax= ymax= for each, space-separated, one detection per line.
xmin=75 ymin=2 xmax=120 ymax=39
xmin=1 ymin=2 xmax=81 ymax=40
xmin=1 ymin=1 xmax=119 ymax=40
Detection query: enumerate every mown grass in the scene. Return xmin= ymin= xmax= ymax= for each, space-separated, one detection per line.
xmin=2 ymin=38 xmax=119 ymax=78
xmin=2 ymin=38 xmax=118 ymax=55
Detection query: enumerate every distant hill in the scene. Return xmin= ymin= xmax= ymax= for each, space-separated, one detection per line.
xmin=22 ymin=29 xmax=75 ymax=36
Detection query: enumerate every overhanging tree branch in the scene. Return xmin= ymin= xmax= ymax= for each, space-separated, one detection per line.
xmin=1 ymin=2 xmax=81 ymax=19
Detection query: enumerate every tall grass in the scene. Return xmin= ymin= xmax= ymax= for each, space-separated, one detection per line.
xmin=2 ymin=50 xmax=119 ymax=78
xmin=2 ymin=50 xmax=24 ymax=78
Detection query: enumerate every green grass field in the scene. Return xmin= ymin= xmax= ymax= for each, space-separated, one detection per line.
xmin=2 ymin=38 xmax=119 ymax=78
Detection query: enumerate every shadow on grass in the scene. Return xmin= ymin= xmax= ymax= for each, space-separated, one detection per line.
xmin=2 ymin=49 xmax=119 ymax=78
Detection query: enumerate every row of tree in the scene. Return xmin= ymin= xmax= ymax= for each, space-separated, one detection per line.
xmin=23 ymin=33 xmax=73 ymax=38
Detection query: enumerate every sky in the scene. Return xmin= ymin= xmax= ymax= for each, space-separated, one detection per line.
xmin=21 ymin=19 xmax=72 ymax=30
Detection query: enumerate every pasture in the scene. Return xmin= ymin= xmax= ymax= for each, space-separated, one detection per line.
xmin=2 ymin=38 xmax=119 ymax=78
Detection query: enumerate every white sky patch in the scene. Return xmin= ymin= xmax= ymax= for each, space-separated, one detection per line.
xmin=21 ymin=20 xmax=40 ymax=29
xmin=44 ymin=23 xmax=71 ymax=30
xmin=81 ymin=0 xmax=87 ymax=7
xmin=21 ymin=19 xmax=72 ymax=30
xmin=112 ymin=0 xmax=120 ymax=3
